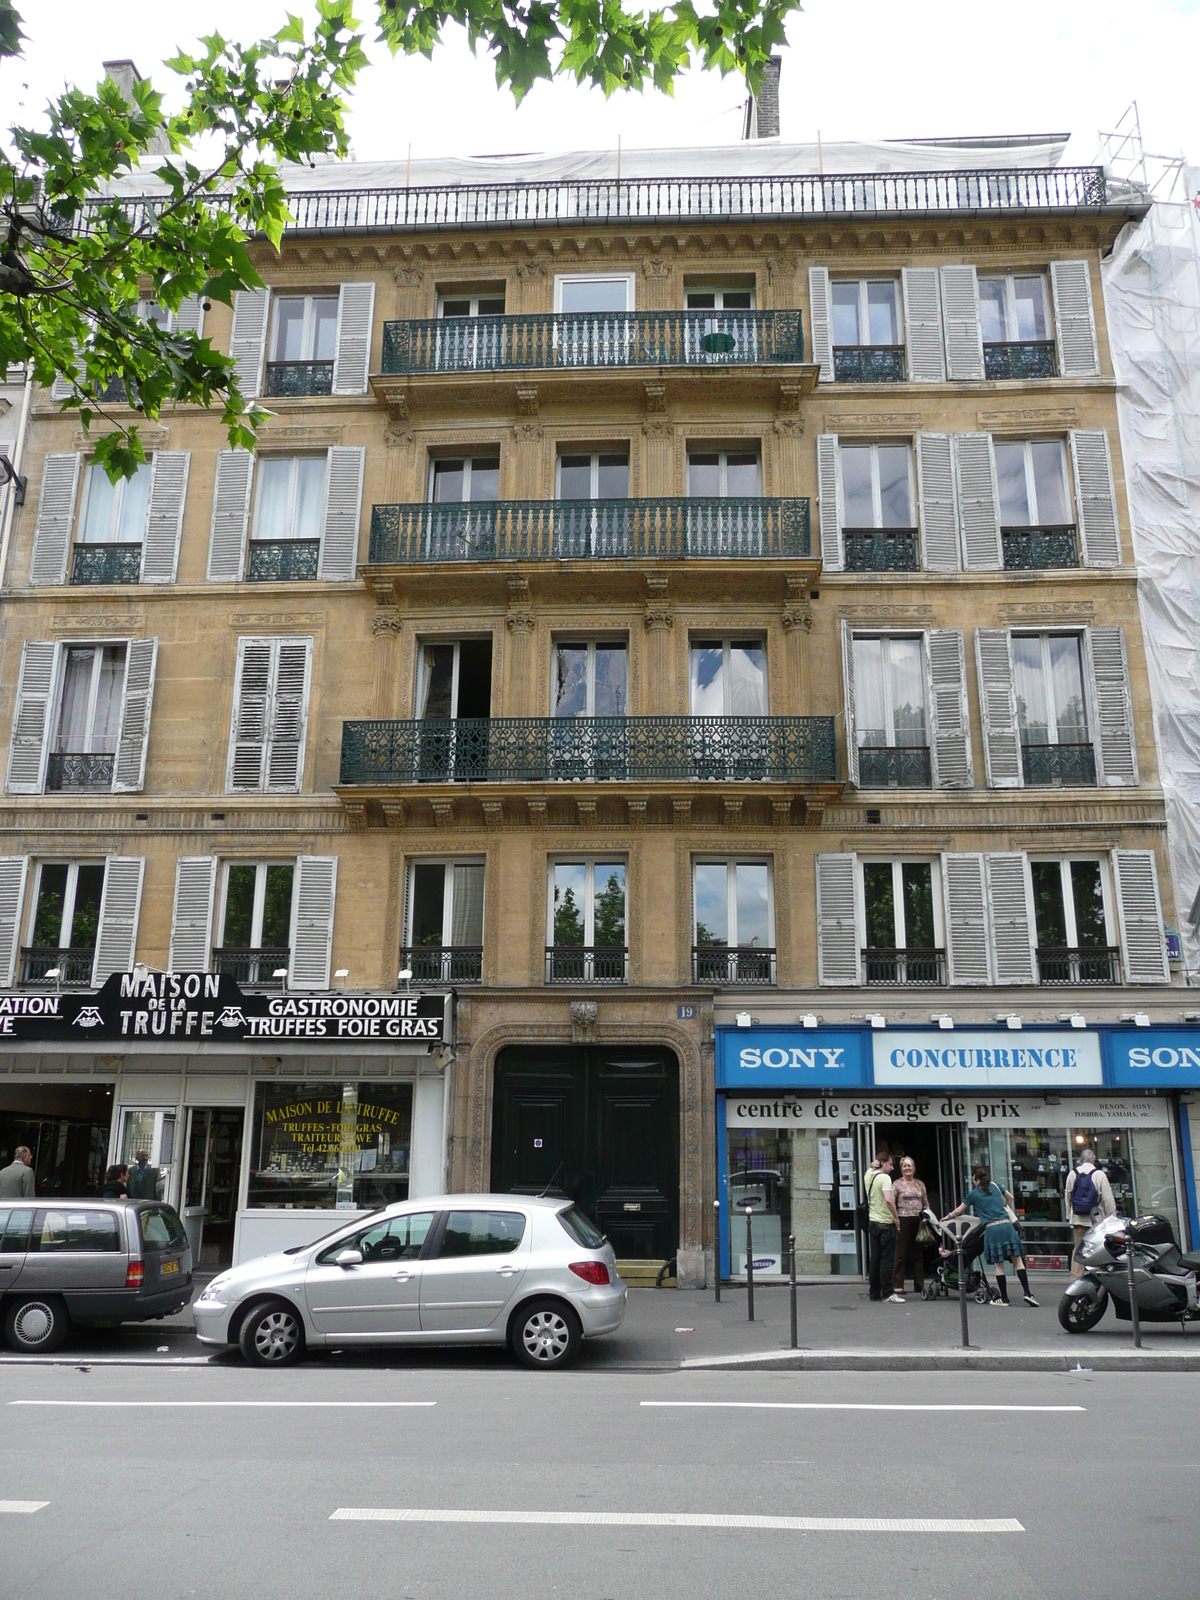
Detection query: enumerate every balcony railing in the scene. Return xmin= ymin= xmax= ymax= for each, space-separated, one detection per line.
xmin=263 ymin=360 xmax=334 ymax=397
xmin=857 ymin=745 xmax=932 ymax=789
xmin=381 ymin=310 xmax=803 ymax=374
xmin=211 ymin=948 xmax=290 ymax=990
xmin=545 ymin=946 xmax=628 ymax=985
xmin=984 ymin=341 xmax=1058 ymax=380
xmin=833 ymin=345 xmax=906 ymax=383
xmin=1036 ymin=945 xmax=1122 ymax=985
xmin=692 ymin=946 xmax=777 ymax=986
xmin=71 ymin=543 xmax=142 ymax=585
xmin=843 ymin=528 xmax=920 ymax=572
xmin=399 ymin=945 xmax=483 ymax=984
xmin=1021 ymin=741 xmax=1097 ymax=787
xmin=340 ymin=716 xmax=838 ymax=787
xmin=1001 ymin=525 xmax=1080 ymax=570
xmin=46 ymin=751 xmax=114 ymax=792
xmin=368 ymin=496 xmax=811 ymax=564
xmin=863 ymin=947 xmax=947 ymax=986
xmin=19 ymin=946 xmax=95 ymax=986
xmin=246 ymin=538 xmax=321 ymax=582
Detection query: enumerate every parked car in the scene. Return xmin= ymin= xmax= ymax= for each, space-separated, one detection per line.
xmin=0 ymin=1200 xmax=193 ymax=1352
xmin=194 ymin=1194 xmax=627 ymax=1369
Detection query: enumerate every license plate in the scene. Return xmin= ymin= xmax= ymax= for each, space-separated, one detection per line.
xmin=160 ymin=1259 xmax=179 ymax=1275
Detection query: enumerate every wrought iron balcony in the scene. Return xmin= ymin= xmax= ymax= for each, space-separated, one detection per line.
xmin=211 ymin=948 xmax=290 ymax=990
xmin=19 ymin=946 xmax=95 ymax=986
xmin=381 ymin=310 xmax=803 ymax=374
xmin=368 ymin=496 xmax=811 ymax=564
xmin=399 ymin=945 xmax=483 ymax=985
xmin=843 ymin=528 xmax=920 ymax=572
xmin=340 ymin=716 xmax=838 ymax=787
xmin=1001 ymin=525 xmax=1080 ymax=570
xmin=984 ymin=341 xmax=1058 ymax=380
xmin=46 ymin=751 xmax=114 ymax=792
xmin=1036 ymin=945 xmax=1122 ymax=985
xmin=863 ymin=947 xmax=947 ymax=986
xmin=857 ymin=745 xmax=932 ymax=789
xmin=263 ymin=360 xmax=334 ymax=397
xmin=833 ymin=345 xmax=906 ymax=383
xmin=1021 ymin=741 xmax=1097 ymax=787
xmin=71 ymin=542 xmax=142 ymax=585
xmin=692 ymin=946 xmax=776 ymax=986
xmin=96 ymin=376 xmax=128 ymax=402
xmin=545 ymin=946 xmax=628 ymax=985
xmin=246 ymin=538 xmax=321 ymax=581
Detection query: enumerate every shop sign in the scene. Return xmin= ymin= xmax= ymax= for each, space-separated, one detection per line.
xmin=1108 ymin=1029 xmax=1200 ymax=1087
xmin=872 ymin=1029 xmax=1102 ymax=1088
xmin=725 ymin=1093 xmax=1168 ymax=1128
xmin=715 ymin=1027 xmax=866 ymax=1089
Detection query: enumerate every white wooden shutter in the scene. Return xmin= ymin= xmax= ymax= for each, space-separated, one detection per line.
xmin=839 ymin=620 xmax=859 ymax=787
xmin=901 ymin=267 xmax=946 ymax=382
xmin=975 ymin=628 xmax=1022 ymax=788
xmin=940 ymin=265 xmax=984 ymax=381
xmin=925 ymin=629 xmax=972 ymax=789
xmin=140 ymin=450 xmax=189 ymax=583
xmin=289 ymin=855 xmax=338 ymax=990
xmin=1084 ymin=626 xmax=1137 ymax=786
xmin=317 ymin=446 xmax=365 ymax=581
xmin=941 ymin=853 xmax=991 ymax=985
xmin=0 ymin=856 xmax=30 ymax=987
xmin=1112 ymin=849 xmax=1170 ymax=984
xmin=266 ymin=640 xmax=313 ymax=792
xmin=168 ymin=856 xmax=218 ymax=972
xmin=207 ymin=449 xmax=253 ymax=581
xmin=226 ymin=638 xmax=273 ymax=791
xmin=808 ymin=266 xmax=834 ymax=382
xmin=1050 ymin=260 xmax=1099 ymax=378
xmin=953 ymin=433 xmax=1003 ymax=570
xmin=816 ymin=853 xmax=860 ymax=985
xmin=915 ymin=432 xmax=959 ymax=571
xmin=5 ymin=641 xmax=59 ymax=795
xmin=50 ymin=369 xmax=75 ymax=401
xmin=331 ymin=281 xmax=376 ymax=396
xmin=985 ymin=852 xmax=1036 ymax=985
xmin=1070 ymin=430 xmax=1120 ymax=567
xmin=229 ymin=287 xmax=271 ymax=398
xmin=91 ymin=856 xmax=146 ymax=985
xmin=112 ymin=637 xmax=158 ymax=793
xmin=29 ymin=452 xmax=81 ymax=586
xmin=817 ymin=434 xmax=842 ymax=572
xmin=171 ymin=296 xmax=206 ymax=338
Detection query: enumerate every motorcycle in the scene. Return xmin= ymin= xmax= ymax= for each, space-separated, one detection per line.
xmin=1058 ymin=1212 xmax=1200 ymax=1333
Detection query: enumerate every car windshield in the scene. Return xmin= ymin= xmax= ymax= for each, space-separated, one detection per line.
xmin=557 ymin=1205 xmax=606 ymax=1249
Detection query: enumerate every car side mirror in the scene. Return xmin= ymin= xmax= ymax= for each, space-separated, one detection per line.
xmin=335 ymin=1248 xmax=363 ymax=1268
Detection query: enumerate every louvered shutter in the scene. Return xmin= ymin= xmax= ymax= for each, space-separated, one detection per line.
xmin=266 ymin=640 xmax=313 ymax=792
xmin=816 ymin=853 xmax=860 ymax=985
xmin=817 ymin=434 xmax=842 ymax=571
xmin=29 ymin=453 xmax=81 ymax=586
xmin=91 ymin=856 xmax=146 ymax=985
xmin=1084 ymin=626 xmax=1137 ymax=786
xmin=168 ymin=856 xmax=217 ymax=972
xmin=985 ymin=852 xmax=1036 ymax=985
xmin=0 ymin=857 xmax=29 ymax=987
xmin=1111 ymin=849 xmax=1170 ymax=984
xmin=915 ymin=433 xmax=959 ymax=571
xmin=50 ymin=370 xmax=75 ymax=401
xmin=5 ymin=641 xmax=58 ymax=795
xmin=902 ymin=267 xmax=946 ymax=382
xmin=941 ymin=853 xmax=991 ymax=985
xmin=140 ymin=451 xmax=189 ymax=583
xmin=1050 ymin=260 xmax=1099 ymax=378
xmin=839 ymin=620 xmax=859 ymax=787
xmin=940 ymin=265 xmax=985 ymax=380
xmin=808 ymin=266 xmax=834 ymax=382
xmin=112 ymin=637 xmax=158 ymax=792
xmin=331 ymin=281 xmax=376 ymax=396
xmin=226 ymin=639 xmax=273 ymax=791
xmin=207 ymin=449 xmax=253 ymax=581
xmin=1070 ymin=430 xmax=1120 ymax=567
xmin=229 ymin=287 xmax=271 ymax=398
xmin=171 ymin=296 xmax=206 ymax=338
xmin=953 ymin=433 xmax=1003 ymax=570
xmin=974 ymin=628 xmax=1022 ymax=787
xmin=289 ymin=855 xmax=338 ymax=990
xmin=925 ymin=630 xmax=972 ymax=789
xmin=317 ymin=446 xmax=365 ymax=581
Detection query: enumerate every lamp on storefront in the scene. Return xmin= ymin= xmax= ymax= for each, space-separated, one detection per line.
xmin=273 ymin=967 xmax=288 ymax=994
xmin=866 ymin=1014 xmax=886 ymax=1030
xmin=1120 ymin=1012 xmax=1151 ymax=1027
xmin=45 ymin=966 xmax=61 ymax=995
xmin=398 ymin=968 xmax=413 ymax=994
xmin=735 ymin=1012 xmax=753 ymax=1028
xmin=1059 ymin=1014 xmax=1087 ymax=1029
xmin=996 ymin=1013 xmax=1023 ymax=1030
xmin=799 ymin=1014 xmax=819 ymax=1029
xmin=334 ymin=968 xmax=349 ymax=989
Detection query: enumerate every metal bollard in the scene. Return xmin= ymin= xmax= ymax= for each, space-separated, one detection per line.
xmin=1126 ymin=1227 xmax=1142 ymax=1349
xmin=957 ymin=1242 xmax=972 ymax=1350
xmin=713 ymin=1198 xmax=721 ymax=1304
xmin=789 ymin=1232 xmax=798 ymax=1349
xmin=745 ymin=1207 xmax=755 ymax=1323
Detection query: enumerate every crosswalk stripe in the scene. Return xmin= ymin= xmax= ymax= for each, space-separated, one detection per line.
xmin=9 ymin=1400 xmax=435 ymax=1409
xmin=330 ymin=1508 xmax=1023 ymax=1533
xmin=641 ymin=1401 xmax=1083 ymax=1413
xmin=0 ymin=1501 xmax=48 ymax=1513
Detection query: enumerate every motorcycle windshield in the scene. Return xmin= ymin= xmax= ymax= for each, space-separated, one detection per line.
xmin=1083 ymin=1213 xmax=1128 ymax=1248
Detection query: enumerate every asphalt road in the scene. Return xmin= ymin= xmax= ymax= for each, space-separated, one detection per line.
xmin=1 ymin=1360 xmax=1196 ymax=1600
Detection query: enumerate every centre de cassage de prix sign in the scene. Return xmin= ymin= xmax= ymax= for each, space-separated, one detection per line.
xmin=0 ymin=972 xmax=447 ymax=1045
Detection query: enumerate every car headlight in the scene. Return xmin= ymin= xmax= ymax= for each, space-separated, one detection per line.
xmin=198 ymin=1277 xmax=230 ymax=1304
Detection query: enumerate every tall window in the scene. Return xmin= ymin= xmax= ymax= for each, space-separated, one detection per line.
xmin=687 ymin=450 xmax=762 ymax=498
xmin=271 ymin=295 xmax=338 ymax=363
xmin=995 ymin=441 xmax=1071 ymax=526
xmin=429 ymin=455 xmax=500 ymax=503
xmin=852 ymin=635 xmax=927 ymax=783
xmin=862 ymin=860 xmax=943 ymax=985
xmin=437 ymin=290 xmax=506 ymax=318
xmin=693 ymin=859 xmax=774 ymax=984
xmin=548 ymin=860 xmax=627 ymax=983
xmin=405 ymin=861 xmax=485 ymax=983
xmin=832 ymin=279 xmax=901 ymax=347
xmin=840 ymin=444 xmax=914 ymax=528
xmin=685 ymin=284 xmax=755 ymax=310
xmin=49 ymin=644 xmax=125 ymax=792
xmin=416 ymin=640 xmax=492 ymax=721
xmin=214 ymin=862 xmax=294 ymax=988
xmin=1012 ymin=633 xmax=1092 ymax=786
xmin=249 ymin=456 xmax=324 ymax=580
xmin=689 ymin=638 xmax=766 ymax=715
xmin=26 ymin=861 xmax=104 ymax=982
xmin=77 ymin=462 xmax=150 ymax=546
xmin=555 ymin=275 xmax=634 ymax=313
xmin=1030 ymin=858 xmax=1116 ymax=983
xmin=553 ymin=641 xmax=627 ymax=717
xmin=979 ymin=275 xmax=1050 ymax=343
xmin=556 ymin=451 xmax=629 ymax=500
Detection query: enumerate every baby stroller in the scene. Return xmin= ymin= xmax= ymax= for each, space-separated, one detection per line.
xmin=918 ymin=1208 xmax=1000 ymax=1305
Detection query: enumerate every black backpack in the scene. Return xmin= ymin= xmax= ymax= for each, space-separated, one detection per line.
xmin=1071 ymin=1166 xmax=1101 ymax=1214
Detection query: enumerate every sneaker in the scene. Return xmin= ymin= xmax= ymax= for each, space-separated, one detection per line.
xmin=1023 ymin=1294 xmax=1039 ymax=1308
xmin=886 ymin=1292 xmax=906 ymax=1304
xmin=995 ymin=1298 xmax=1011 ymax=1308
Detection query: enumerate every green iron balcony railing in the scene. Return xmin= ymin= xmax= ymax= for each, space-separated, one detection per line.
xmin=842 ymin=528 xmax=920 ymax=572
xmin=368 ymin=496 xmax=811 ymax=564
xmin=833 ymin=345 xmax=906 ymax=383
xmin=545 ymin=946 xmax=628 ymax=985
xmin=19 ymin=946 xmax=96 ymax=986
xmin=863 ymin=947 xmax=947 ymax=986
xmin=857 ymin=745 xmax=932 ymax=788
xmin=381 ymin=310 xmax=803 ymax=374
xmin=263 ymin=360 xmax=334 ymax=397
xmin=340 ymin=716 xmax=838 ymax=787
xmin=1035 ymin=945 xmax=1121 ymax=985
xmin=71 ymin=543 xmax=142 ymax=585
xmin=399 ymin=945 xmax=483 ymax=985
xmin=1021 ymin=741 xmax=1097 ymax=787
xmin=692 ymin=946 xmax=776 ymax=986
xmin=983 ymin=341 xmax=1058 ymax=380
xmin=1001 ymin=525 xmax=1080 ymax=570
xmin=246 ymin=538 xmax=321 ymax=581
xmin=211 ymin=948 xmax=290 ymax=990
xmin=46 ymin=751 xmax=114 ymax=791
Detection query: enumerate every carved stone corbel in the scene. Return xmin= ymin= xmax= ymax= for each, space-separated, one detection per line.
xmin=570 ymin=999 xmax=599 ymax=1042
xmin=516 ymin=385 xmax=539 ymax=417
xmin=576 ymin=799 xmax=597 ymax=829
xmin=343 ymin=803 xmax=370 ymax=833
xmin=527 ymin=800 xmax=548 ymax=830
xmin=772 ymin=798 xmax=793 ymax=829
xmin=431 ymin=800 xmax=455 ymax=829
xmin=627 ymin=799 xmax=647 ymax=829
xmin=644 ymin=573 xmax=673 ymax=633
xmin=672 ymin=798 xmax=692 ymax=829
xmin=482 ymin=800 xmax=505 ymax=830
xmin=382 ymin=800 xmax=409 ymax=829
xmin=722 ymin=797 xmax=743 ymax=831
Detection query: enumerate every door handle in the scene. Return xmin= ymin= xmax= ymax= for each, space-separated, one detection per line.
xmin=496 ymin=1265 xmax=516 ymax=1276
xmin=393 ymin=1269 xmax=414 ymax=1283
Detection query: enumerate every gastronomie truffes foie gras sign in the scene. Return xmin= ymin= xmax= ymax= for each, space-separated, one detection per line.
xmin=0 ymin=972 xmax=447 ymax=1044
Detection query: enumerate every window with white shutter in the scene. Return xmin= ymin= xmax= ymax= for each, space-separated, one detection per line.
xmin=994 ymin=438 xmax=1074 ymax=570
xmin=91 ymin=856 xmax=146 ymax=985
xmin=817 ymin=433 xmax=842 ymax=571
xmin=1050 ymin=260 xmax=1100 ymax=379
xmin=940 ymin=853 xmax=991 ymax=985
xmin=815 ymin=853 xmax=859 ymax=986
xmin=808 ymin=266 xmax=834 ymax=383
xmin=215 ymin=860 xmax=295 ymax=985
xmin=332 ymin=281 xmax=376 ymax=396
xmin=925 ymin=630 xmax=972 ymax=789
xmin=1069 ymin=430 xmax=1121 ymax=567
xmin=860 ymin=858 xmax=943 ymax=986
xmin=838 ymin=442 xmax=917 ymax=571
xmin=846 ymin=627 xmax=930 ymax=790
xmin=29 ymin=453 xmax=82 ymax=587
xmin=978 ymin=273 xmax=1054 ymax=378
xmin=915 ymin=432 xmax=959 ymax=571
xmin=5 ymin=641 xmax=59 ymax=795
xmin=953 ymin=433 xmax=1003 ymax=569
xmin=940 ymin=265 xmax=985 ymax=381
xmin=829 ymin=277 xmax=904 ymax=382
xmin=0 ymin=857 xmax=29 ymax=987
xmin=139 ymin=451 xmax=190 ymax=583
xmin=1084 ymin=626 xmax=1137 ymax=785
xmin=24 ymin=860 xmax=104 ymax=985
xmin=168 ymin=856 xmax=218 ymax=972
xmin=226 ymin=637 xmax=313 ymax=794
xmin=984 ymin=852 xmax=1036 ymax=985
xmin=1029 ymin=856 xmax=1119 ymax=984
xmin=229 ymin=287 xmax=272 ymax=399
xmin=111 ymin=638 xmax=159 ymax=794
xmin=288 ymin=855 xmax=338 ymax=990
xmin=1111 ymin=849 xmax=1170 ymax=984
xmin=207 ymin=449 xmax=254 ymax=581
xmin=317 ymin=446 xmax=366 ymax=580
xmin=901 ymin=268 xmax=946 ymax=383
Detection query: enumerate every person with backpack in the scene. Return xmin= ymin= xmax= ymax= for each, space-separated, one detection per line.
xmin=1064 ymin=1147 xmax=1116 ymax=1279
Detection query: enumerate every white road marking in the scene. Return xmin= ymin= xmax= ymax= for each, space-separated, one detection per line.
xmin=330 ymin=1508 xmax=1023 ymax=1533
xmin=8 ymin=1400 xmax=436 ymax=1409
xmin=641 ymin=1401 xmax=1083 ymax=1413
xmin=0 ymin=1501 xmax=48 ymax=1513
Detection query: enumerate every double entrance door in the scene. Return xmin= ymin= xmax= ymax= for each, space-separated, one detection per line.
xmin=183 ymin=1109 xmax=245 ymax=1267
xmin=491 ymin=1045 xmax=679 ymax=1261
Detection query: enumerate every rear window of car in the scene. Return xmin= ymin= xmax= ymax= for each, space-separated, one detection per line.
xmin=438 ymin=1210 xmax=526 ymax=1258
xmin=557 ymin=1206 xmax=606 ymax=1249
xmin=0 ymin=1210 xmax=33 ymax=1252
xmin=34 ymin=1209 xmax=121 ymax=1253
xmin=139 ymin=1207 xmax=187 ymax=1252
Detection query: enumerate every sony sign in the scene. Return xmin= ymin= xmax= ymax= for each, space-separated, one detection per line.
xmin=873 ymin=1029 xmax=1103 ymax=1088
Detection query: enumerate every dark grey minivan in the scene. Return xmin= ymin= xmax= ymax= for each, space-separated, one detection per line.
xmin=0 ymin=1200 xmax=193 ymax=1352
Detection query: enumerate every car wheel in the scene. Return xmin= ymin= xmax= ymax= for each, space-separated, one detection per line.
xmin=509 ymin=1299 xmax=582 ymax=1370
xmin=5 ymin=1295 xmax=70 ymax=1354
xmin=237 ymin=1300 xmax=306 ymax=1367
xmin=1058 ymin=1289 xmax=1108 ymax=1334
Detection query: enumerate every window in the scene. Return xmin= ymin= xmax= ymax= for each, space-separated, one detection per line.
xmin=687 ymin=450 xmax=762 ymax=498
xmin=416 ymin=639 xmax=492 ymax=720
xmin=553 ymin=641 xmax=628 ymax=717
xmin=437 ymin=290 xmax=506 ymax=318
xmin=248 ymin=1080 xmax=413 ymax=1211
xmin=557 ymin=1205 xmax=605 ymax=1248
xmin=139 ymin=1206 xmax=187 ymax=1251
xmin=227 ymin=637 xmax=313 ymax=794
xmin=77 ymin=461 xmax=150 ymax=547
xmin=218 ymin=863 xmax=294 ymax=951
xmin=316 ymin=1210 xmax=433 ymax=1265
xmin=548 ymin=860 xmax=626 ymax=983
xmin=862 ymin=860 xmax=945 ymax=985
xmin=851 ymin=635 xmax=928 ymax=787
xmin=554 ymin=274 xmax=634 ymax=313
xmin=266 ymin=294 xmax=339 ymax=396
xmin=556 ymin=451 xmax=629 ymax=500
xmin=248 ymin=455 xmax=324 ymax=581
xmin=23 ymin=862 xmax=104 ymax=983
xmin=1030 ymin=858 xmax=1117 ymax=982
xmin=978 ymin=275 xmax=1050 ymax=344
xmin=689 ymin=638 xmax=767 ymax=716
xmin=434 ymin=292 xmax=507 ymax=370
xmin=34 ymin=1209 xmax=120 ymax=1253
xmin=437 ymin=1210 xmax=526 ymax=1258
xmin=404 ymin=860 xmax=484 ymax=983
xmin=693 ymin=859 xmax=774 ymax=984
xmin=685 ymin=284 xmax=755 ymax=310
xmin=1012 ymin=633 xmax=1091 ymax=786
xmin=840 ymin=444 xmax=913 ymax=530
xmin=429 ymin=455 xmax=500 ymax=504
xmin=994 ymin=438 xmax=1075 ymax=574
xmin=46 ymin=644 xmax=126 ymax=793
xmin=832 ymin=279 xmax=901 ymax=347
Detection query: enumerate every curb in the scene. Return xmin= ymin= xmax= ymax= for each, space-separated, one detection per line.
xmin=681 ymin=1348 xmax=1200 ymax=1373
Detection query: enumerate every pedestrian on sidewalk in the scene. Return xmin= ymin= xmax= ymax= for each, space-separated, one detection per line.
xmin=864 ymin=1151 xmax=903 ymax=1303
xmin=102 ymin=1163 xmax=130 ymax=1200
xmin=945 ymin=1166 xmax=1038 ymax=1308
xmin=1064 ymin=1148 xmax=1116 ymax=1279
xmin=0 ymin=1145 xmax=34 ymax=1199
xmin=892 ymin=1156 xmax=929 ymax=1297
xmin=127 ymin=1150 xmax=158 ymax=1201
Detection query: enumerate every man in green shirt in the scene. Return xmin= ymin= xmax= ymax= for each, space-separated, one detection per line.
xmin=864 ymin=1151 xmax=902 ymax=1303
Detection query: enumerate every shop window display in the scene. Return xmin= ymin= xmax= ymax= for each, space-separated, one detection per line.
xmin=248 ymin=1081 xmax=413 ymax=1211
xmin=726 ymin=1125 xmax=860 ymax=1276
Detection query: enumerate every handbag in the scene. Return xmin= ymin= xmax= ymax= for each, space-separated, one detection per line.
xmin=915 ymin=1218 xmax=936 ymax=1247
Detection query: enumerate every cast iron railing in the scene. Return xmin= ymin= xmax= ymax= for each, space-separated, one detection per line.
xmin=863 ymin=947 xmax=947 ymax=986
xmin=1021 ymin=741 xmax=1097 ymax=786
xmin=1001 ymin=525 xmax=1080 ymax=570
xmin=398 ymin=945 xmax=483 ymax=984
xmin=692 ymin=946 xmax=777 ymax=986
xmin=19 ymin=946 xmax=95 ymax=986
xmin=368 ymin=496 xmax=811 ymax=563
xmin=1036 ymin=945 xmax=1122 ymax=985
xmin=843 ymin=528 xmax=920 ymax=571
xmin=857 ymin=745 xmax=932 ymax=788
xmin=984 ymin=341 xmax=1058 ymax=379
xmin=211 ymin=948 xmax=291 ymax=989
xmin=45 ymin=751 xmax=114 ymax=791
xmin=340 ymin=716 xmax=838 ymax=786
xmin=71 ymin=543 xmax=142 ymax=585
xmin=263 ymin=360 xmax=335 ymax=397
xmin=545 ymin=946 xmax=628 ymax=985
xmin=246 ymin=539 xmax=321 ymax=581
xmin=833 ymin=345 xmax=906 ymax=383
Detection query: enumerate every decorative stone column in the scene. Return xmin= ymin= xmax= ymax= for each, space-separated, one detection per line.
xmin=643 ymin=576 xmax=674 ymax=713
xmin=505 ymin=575 xmax=536 ymax=715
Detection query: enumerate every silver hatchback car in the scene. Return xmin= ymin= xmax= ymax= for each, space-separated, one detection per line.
xmin=194 ymin=1195 xmax=627 ymax=1369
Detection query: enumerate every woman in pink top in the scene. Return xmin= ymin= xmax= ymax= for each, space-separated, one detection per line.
xmin=892 ymin=1157 xmax=929 ymax=1295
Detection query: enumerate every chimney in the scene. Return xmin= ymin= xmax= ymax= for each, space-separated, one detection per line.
xmin=742 ymin=56 xmax=781 ymax=141
xmin=102 ymin=59 xmax=171 ymax=154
